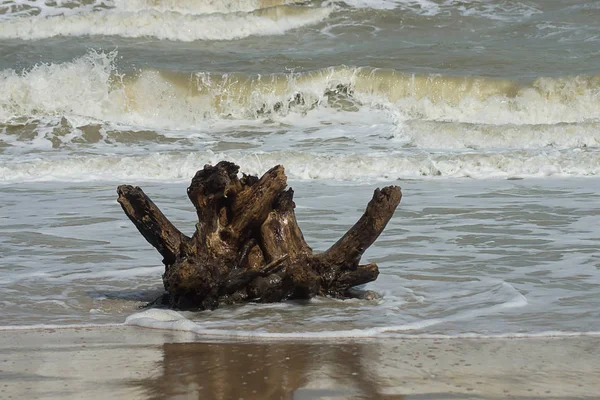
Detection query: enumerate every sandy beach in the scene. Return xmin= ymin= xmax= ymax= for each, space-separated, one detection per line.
xmin=0 ymin=326 xmax=598 ymax=399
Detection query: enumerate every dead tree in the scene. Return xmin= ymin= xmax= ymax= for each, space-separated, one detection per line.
xmin=117 ymin=161 xmax=401 ymax=310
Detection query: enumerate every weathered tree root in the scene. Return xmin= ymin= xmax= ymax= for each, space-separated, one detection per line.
xmin=117 ymin=161 xmax=401 ymax=310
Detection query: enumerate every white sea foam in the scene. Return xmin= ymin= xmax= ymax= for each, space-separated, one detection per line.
xmin=327 ymin=0 xmax=407 ymax=11
xmin=3 ymin=53 xmax=600 ymax=180
xmin=121 ymin=289 xmax=526 ymax=338
xmin=0 ymin=5 xmax=331 ymax=41
xmin=394 ymin=120 xmax=600 ymax=150
xmin=3 ymin=148 xmax=600 ymax=183
xmin=0 ymin=0 xmax=307 ymax=20
xmin=0 ymin=51 xmax=117 ymax=123
xmin=454 ymin=1 xmax=541 ymax=21
xmin=2 ymin=54 xmax=599 ymax=129
xmin=327 ymin=0 xmax=541 ymax=20
xmin=0 ymin=0 xmax=110 ymax=20
xmin=113 ymin=0 xmax=304 ymax=15
xmin=124 ymin=308 xmax=444 ymax=338
xmin=329 ymin=0 xmax=440 ymax=14
xmin=120 ymin=277 xmax=531 ymax=339
xmin=2 ymin=318 xmax=599 ymax=340
xmin=0 ymin=0 xmax=546 ymax=22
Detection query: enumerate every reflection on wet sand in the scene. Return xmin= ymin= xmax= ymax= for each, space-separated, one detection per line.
xmin=134 ymin=335 xmax=600 ymax=399
xmin=2 ymin=327 xmax=599 ymax=399
xmin=138 ymin=341 xmax=404 ymax=400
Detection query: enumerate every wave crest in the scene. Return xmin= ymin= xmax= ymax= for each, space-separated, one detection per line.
xmin=2 ymin=53 xmax=600 ymax=128
xmin=0 ymin=4 xmax=330 ymax=41
xmin=113 ymin=0 xmax=306 ymax=15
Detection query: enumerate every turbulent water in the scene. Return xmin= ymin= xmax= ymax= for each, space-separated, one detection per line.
xmin=1 ymin=0 xmax=599 ymax=337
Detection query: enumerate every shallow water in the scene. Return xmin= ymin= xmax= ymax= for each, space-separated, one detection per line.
xmin=1 ymin=0 xmax=599 ymax=337
xmin=1 ymin=179 xmax=599 ymax=337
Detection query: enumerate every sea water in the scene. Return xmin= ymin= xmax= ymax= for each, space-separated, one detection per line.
xmin=1 ymin=0 xmax=599 ymax=338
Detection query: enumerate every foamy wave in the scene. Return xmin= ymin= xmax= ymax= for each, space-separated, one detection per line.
xmin=0 ymin=5 xmax=331 ymax=41
xmin=3 ymin=318 xmax=600 ymax=339
xmin=328 ymin=0 xmax=541 ymax=20
xmin=0 ymin=0 xmax=110 ymax=20
xmin=0 ymin=51 xmax=118 ymax=123
xmin=113 ymin=0 xmax=305 ymax=15
xmin=123 ymin=288 xmax=527 ymax=338
xmin=124 ymin=308 xmax=447 ymax=338
xmin=0 ymin=0 xmax=309 ymax=20
xmin=340 ymin=0 xmax=441 ymax=15
xmin=353 ymin=70 xmax=600 ymax=126
xmin=2 ymin=149 xmax=600 ymax=183
xmin=396 ymin=120 xmax=600 ymax=150
xmin=2 ymin=53 xmax=599 ymax=129
xmin=328 ymin=0 xmax=407 ymax=11
xmin=130 ymin=67 xmax=600 ymax=125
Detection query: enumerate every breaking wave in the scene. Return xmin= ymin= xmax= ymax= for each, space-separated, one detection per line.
xmin=2 ymin=52 xmax=600 ymax=181
xmin=0 ymin=4 xmax=330 ymax=41
xmin=113 ymin=0 xmax=306 ymax=15
xmin=0 ymin=0 xmax=308 ymax=19
xmin=1 ymin=52 xmax=600 ymax=127
xmin=0 ymin=0 xmax=542 ymax=21
xmin=325 ymin=0 xmax=541 ymax=20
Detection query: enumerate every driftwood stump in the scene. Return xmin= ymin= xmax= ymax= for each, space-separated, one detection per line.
xmin=117 ymin=161 xmax=401 ymax=310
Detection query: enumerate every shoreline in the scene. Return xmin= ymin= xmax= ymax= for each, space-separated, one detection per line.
xmin=3 ymin=321 xmax=600 ymax=340
xmin=1 ymin=326 xmax=599 ymax=399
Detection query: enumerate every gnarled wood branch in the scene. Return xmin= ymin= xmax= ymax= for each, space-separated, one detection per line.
xmin=117 ymin=185 xmax=189 ymax=266
xmin=117 ymin=161 xmax=401 ymax=310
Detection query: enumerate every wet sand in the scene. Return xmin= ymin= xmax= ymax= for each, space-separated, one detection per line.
xmin=0 ymin=326 xmax=598 ymax=399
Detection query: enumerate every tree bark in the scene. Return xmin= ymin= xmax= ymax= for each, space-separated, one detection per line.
xmin=117 ymin=161 xmax=401 ymax=310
